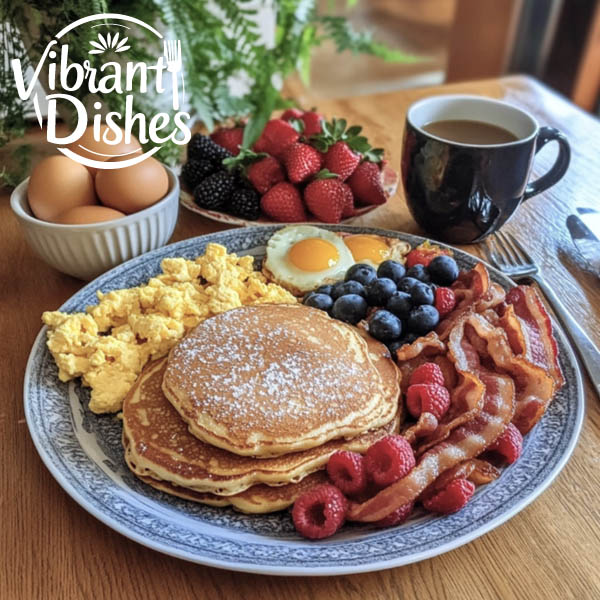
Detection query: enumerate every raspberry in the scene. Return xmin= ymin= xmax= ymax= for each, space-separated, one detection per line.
xmin=373 ymin=501 xmax=414 ymax=528
xmin=435 ymin=287 xmax=457 ymax=317
xmin=364 ymin=435 xmax=415 ymax=488
xmin=292 ymin=484 xmax=348 ymax=539
xmin=422 ymin=478 xmax=475 ymax=514
xmin=405 ymin=249 xmax=437 ymax=268
xmin=326 ymin=451 xmax=367 ymax=496
xmin=409 ymin=362 xmax=445 ymax=387
xmin=406 ymin=384 xmax=450 ymax=420
xmin=487 ymin=423 xmax=523 ymax=464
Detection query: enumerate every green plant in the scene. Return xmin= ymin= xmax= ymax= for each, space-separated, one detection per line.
xmin=0 ymin=0 xmax=420 ymax=185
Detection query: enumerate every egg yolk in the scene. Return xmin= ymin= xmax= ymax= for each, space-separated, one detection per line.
xmin=344 ymin=235 xmax=390 ymax=264
xmin=288 ymin=238 xmax=340 ymax=271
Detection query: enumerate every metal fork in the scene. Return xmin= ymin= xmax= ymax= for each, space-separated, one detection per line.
xmin=485 ymin=230 xmax=600 ymax=396
xmin=163 ymin=39 xmax=182 ymax=110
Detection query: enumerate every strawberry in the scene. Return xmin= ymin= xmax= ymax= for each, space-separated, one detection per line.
xmin=300 ymin=110 xmax=324 ymax=137
xmin=253 ymin=119 xmax=299 ymax=159
xmin=281 ymin=108 xmax=304 ymax=121
xmin=246 ymin=156 xmax=285 ymax=194
xmin=347 ymin=161 xmax=386 ymax=205
xmin=304 ymin=173 xmax=347 ymax=223
xmin=324 ymin=141 xmax=361 ymax=181
xmin=210 ymin=126 xmax=244 ymax=156
xmin=260 ymin=182 xmax=306 ymax=222
xmin=283 ymin=142 xmax=323 ymax=184
xmin=341 ymin=182 xmax=354 ymax=218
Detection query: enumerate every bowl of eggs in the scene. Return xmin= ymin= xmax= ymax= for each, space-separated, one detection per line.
xmin=10 ymin=127 xmax=179 ymax=280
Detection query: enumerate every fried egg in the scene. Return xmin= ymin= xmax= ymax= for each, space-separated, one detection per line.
xmin=264 ymin=225 xmax=355 ymax=295
xmin=343 ymin=234 xmax=411 ymax=268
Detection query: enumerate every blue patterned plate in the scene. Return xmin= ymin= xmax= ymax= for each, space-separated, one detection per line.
xmin=24 ymin=225 xmax=583 ymax=575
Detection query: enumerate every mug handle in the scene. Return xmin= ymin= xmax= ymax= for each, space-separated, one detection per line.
xmin=523 ymin=126 xmax=571 ymax=200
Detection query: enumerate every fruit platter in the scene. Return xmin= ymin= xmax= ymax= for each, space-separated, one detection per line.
xmin=179 ymin=109 xmax=399 ymax=225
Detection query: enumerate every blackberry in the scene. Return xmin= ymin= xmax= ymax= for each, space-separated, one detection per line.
xmin=193 ymin=171 xmax=235 ymax=210
xmin=187 ymin=133 xmax=232 ymax=166
xmin=181 ymin=159 xmax=215 ymax=190
xmin=229 ymin=188 xmax=261 ymax=220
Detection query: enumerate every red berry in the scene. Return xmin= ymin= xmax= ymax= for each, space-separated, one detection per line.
xmin=304 ymin=178 xmax=347 ymax=223
xmin=347 ymin=161 xmax=386 ymax=205
xmin=435 ymin=287 xmax=457 ymax=317
xmin=422 ymin=478 xmax=475 ymax=514
xmin=341 ymin=182 xmax=354 ymax=218
xmin=253 ymin=119 xmax=299 ymax=159
xmin=301 ymin=111 xmax=324 ymax=137
xmin=281 ymin=108 xmax=304 ymax=121
xmin=406 ymin=384 xmax=450 ymax=420
xmin=364 ymin=435 xmax=415 ymax=488
xmin=292 ymin=484 xmax=348 ymax=539
xmin=324 ymin=141 xmax=361 ymax=181
xmin=247 ymin=156 xmax=285 ymax=194
xmin=210 ymin=126 xmax=244 ymax=156
xmin=260 ymin=182 xmax=306 ymax=222
xmin=326 ymin=451 xmax=367 ymax=496
xmin=409 ymin=362 xmax=445 ymax=387
xmin=283 ymin=142 xmax=323 ymax=184
xmin=405 ymin=249 xmax=436 ymax=268
xmin=373 ymin=501 xmax=414 ymax=528
xmin=487 ymin=423 xmax=523 ymax=464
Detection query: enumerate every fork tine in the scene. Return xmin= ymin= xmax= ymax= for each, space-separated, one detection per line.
xmin=177 ymin=39 xmax=182 ymax=61
xmin=496 ymin=230 xmax=519 ymax=265
xmin=163 ymin=40 xmax=168 ymax=58
xmin=482 ymin=237 xmax=498 ymax=265
xmin=505 ymin=232 xmax=534 ymax=264
xmin=488 ymin=233 xmax=511 ymax=267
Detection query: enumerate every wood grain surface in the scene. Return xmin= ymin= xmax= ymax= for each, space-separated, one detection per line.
xmin=2 ymin=75 xmax=599 ymax=600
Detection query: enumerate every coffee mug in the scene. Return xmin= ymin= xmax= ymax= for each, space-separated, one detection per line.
xmin=401 ymin=95 xmax=570 ymax=244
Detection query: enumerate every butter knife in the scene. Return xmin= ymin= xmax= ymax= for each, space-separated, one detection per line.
xmin=566 ymin=214 xmax=600 ymax=277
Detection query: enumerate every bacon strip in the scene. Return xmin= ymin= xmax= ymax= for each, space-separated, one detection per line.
xmin=505 ymin=286 xmax=564 ymax=390
xmin=347 ymin=366 xmax=514 ymax=522
xmin=421 ymin=458 xmax=500 ymax=498
xmin=394 ymin=332 xmax=446 ymax=393
xmin=464 ymin=312 xmax=554 ymax=435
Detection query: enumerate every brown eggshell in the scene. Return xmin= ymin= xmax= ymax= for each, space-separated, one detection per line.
xmin=55 ymin=205 xmax=126 ymax=224
xmin=28 ymin=156 xmax=97 ymax=222
xmin=95 ymin=156 xmax=169 ymax=214
xmin=66 ymin=125 xmax=142 ymax=176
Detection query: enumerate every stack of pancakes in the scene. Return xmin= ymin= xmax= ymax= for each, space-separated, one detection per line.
xmin=123 ymin=304 xmax=401 ymax=513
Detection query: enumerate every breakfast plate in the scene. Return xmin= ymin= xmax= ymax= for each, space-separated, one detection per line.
xmin=178 ymin=164 xmax=400 ymax=226
xmin=24 ymin=225 xmax=583 ymax=575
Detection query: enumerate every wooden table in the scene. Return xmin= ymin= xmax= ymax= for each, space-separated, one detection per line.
xmin=2 ymin=75 xmax=600 ymax=600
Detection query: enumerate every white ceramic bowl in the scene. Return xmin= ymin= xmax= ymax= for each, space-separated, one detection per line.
xmin=10 ymin=165 xmax=179 ymax=280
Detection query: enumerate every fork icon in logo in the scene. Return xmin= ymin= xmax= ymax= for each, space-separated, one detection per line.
xmin=163 ymin=39 xmax=182 ymax=110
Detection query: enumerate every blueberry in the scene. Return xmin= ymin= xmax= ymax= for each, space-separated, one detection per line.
xmin=377 ymin=260 xmax=406 ymax=285
xmin=345 ymin=263 xmax=377 ymax=286
xmin=368 ymin=310 xmax=403 ymax=342
xmin=407 ymin=305 xmax=440 ymax=334
xmin=406 ymin=264 xmax=431 ymax=284
xmin=303 ymin=292 xmax=333 ymax=312
xmin=410 ymin=282 xmax=434 ymax=306
xmin=397 ymin=277 xmax=421 ymax=293
xmin=387 ymin=339 xmax=405 ymax=357
xmin=331 ymin=294 xmax=368 ymax=324
xmin=315 ymin=284 xmax=334 ymax=296
xmin=428 ymin=255 xmax=459 ymax=286
xmin=386 ymin=291 xmax=412 ymax=319
xmin=331 ymin=280 xmax=366 ymax=300
xmin=365 ymin=277 xmax=397 ymax=306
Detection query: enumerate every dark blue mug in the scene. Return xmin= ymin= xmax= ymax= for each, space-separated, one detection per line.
xmin=401 ymin=95 xmax=570 ymax=244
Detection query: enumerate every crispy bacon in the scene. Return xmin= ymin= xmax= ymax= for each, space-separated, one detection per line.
xmin=421 ymin=458 xmax=500 ymax=499
xmin=347 ymin=351 xmax=515 ymax=522
xmin=394 ymin=332 xmax=446 ymax=393
xmin=403 ymin=412 xmax=438 ymax=446
xmin=505 ymin=286 xmax=564 ymax=390
xmin=464 ymin=312 xmax=555 ymax=435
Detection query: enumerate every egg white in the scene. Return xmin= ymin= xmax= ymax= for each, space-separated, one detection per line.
xmin=264 ymin=225 xmax=355 ymax=295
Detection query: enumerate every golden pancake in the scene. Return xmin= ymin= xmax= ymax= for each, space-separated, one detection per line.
xmin=162 ymin=304 xmax=395 ymax=457
xmin=123 ymin=347 xmax=400 ymax=496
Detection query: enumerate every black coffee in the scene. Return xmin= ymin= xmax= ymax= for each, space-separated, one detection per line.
xmin=422 ymin=119 xmax=518 ymax=145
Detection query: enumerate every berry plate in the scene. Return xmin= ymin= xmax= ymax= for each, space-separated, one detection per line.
xmin=179 ymin=164 xmax=399 ymax=226
xmin=24 ymin=225 xmax=583 ymax=576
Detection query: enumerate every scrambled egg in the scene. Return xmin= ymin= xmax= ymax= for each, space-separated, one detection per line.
xmin=43 ymin=243 xmax=297 ymax=414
